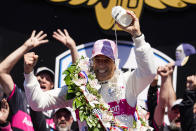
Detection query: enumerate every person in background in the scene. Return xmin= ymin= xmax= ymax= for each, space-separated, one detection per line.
xmin=178 ymin=75 xmax=196 ymax=130
xmin=175 ymin=43 xmax=195 ymax=66
xmin=53 ymin=107 xmax=79 ymax=131
xmin=0 ymin=98 xmax=11 ymax=131
xmin=147 ymin=75 xmax=160 ymax=127
xmin=29 ymin=66 xmax=56 ymax=131
xmin=153 ymin=63 xmax=182 ymax=131
xmin=0 ymin=30 xmax=49 ymax=131
xmin=25 ymin=29 xmax=78 ymax=130
xmin=176 ymin=44 xmax=196 ymax=98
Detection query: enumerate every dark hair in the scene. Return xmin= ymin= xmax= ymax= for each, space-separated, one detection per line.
xmin=36 ymin=71 xmax=54 ymax=83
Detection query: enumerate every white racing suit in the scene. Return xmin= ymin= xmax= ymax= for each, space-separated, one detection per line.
xmin=24 ymin=34 xmax=157 ymax=130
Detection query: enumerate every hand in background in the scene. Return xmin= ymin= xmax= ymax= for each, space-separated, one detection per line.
xmin=157 ymin=63 xmax=174 ymax=78
xmin=186 ymin=75 xmax=196 ymax=90
xmin=23 ymin=30 xmax=48 ymax=51
xmin=0 ymin=99 xmax=9 ymax=124
xmin=24 ymin=52 xmax=39 ymax=74
xmin=53 ymin=29 xmax=76 ymax=50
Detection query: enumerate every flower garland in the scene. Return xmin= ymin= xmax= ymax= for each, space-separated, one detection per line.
xmin=64 ymin=56 xmax=152 ymax=131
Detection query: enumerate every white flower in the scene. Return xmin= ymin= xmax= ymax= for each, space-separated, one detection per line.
xmin=99 ymin=98 xmax=110 ymax=109
xmin=88 ymin=79 xmax=101 ymax=90
xmin=89 ymin=101 xmax=99 ymax=108
xmin=86 ymin=94 xmax=97 ymax=102
xmin=78 ymin=57 xmax=90 ymax=73
xmin=136 ymin=120 xmax=141 ymax=129
xmin=102 ymin=111 xmax=113 ymax=122
xmin=73 ymin=78 xmax=87 ymax=86
xmin=79 ymin=86 xmax=86 ymax=91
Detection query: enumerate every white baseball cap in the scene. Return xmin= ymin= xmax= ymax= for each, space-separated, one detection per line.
xmin=171 ymin=99 xmax=183 ymax=110
xmin=54 ymin=107 xmax=77 ymax=121
xmin=35 ymin=67 xmax=54 ymax=82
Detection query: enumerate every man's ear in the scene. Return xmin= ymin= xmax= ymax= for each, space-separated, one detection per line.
xmin=53 ymin=115 xmax=57 ymax=123
xmin=70 ymin=116 xmax=74 ymax=122
xmin=51 ymin=83 xmax=54 ymax=89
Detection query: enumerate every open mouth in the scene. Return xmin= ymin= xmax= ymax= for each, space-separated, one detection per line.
xmin=175 ymin=118 xmax=180 ymax=123
xmin=98 ymin=69 xmax=107 ymax=73
xmin=40 ymin=86 xmax=46 ymax=89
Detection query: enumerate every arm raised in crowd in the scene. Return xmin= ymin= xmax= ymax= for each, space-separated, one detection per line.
xmin=154 ymin=63 xmax=175 ymax=127
xmin=180 ymin=75 xmax=196 ymax=130
xmin=53 ymin=29 xmax=78 ymax=64
xmin=0 ymin=31 xmax=48 ymax=96
xmin=24 ymin=52 xmax=72 ymax=111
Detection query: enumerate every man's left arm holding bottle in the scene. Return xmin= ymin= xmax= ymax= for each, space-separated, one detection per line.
xmin=118 ymin=11 xmax=156 ymax=106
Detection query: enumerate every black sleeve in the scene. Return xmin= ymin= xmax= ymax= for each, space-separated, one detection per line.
xmin=71 ymin=121 xmax=79 ymax=131
xmin=7 ymin=85 xmax=29 ymax=115
xmin=30 ymin=108 xmax=48 ymax=131
xmin=147 ymin=85 xmax=160 ymax=127
xmin=180 ymin=90 xmax=196 ymax=131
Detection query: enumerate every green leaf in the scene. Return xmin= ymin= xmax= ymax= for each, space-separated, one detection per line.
xmin=63 ymin=70 xmax=70 ymax=75
xmin=66 ymin=93 xmax=75 ymax=100
xmin=75 ymin=98 xmax=83 ymax=108
xmin=68 ymin=89 xmax=75 ymax=93
xmin=89 ymin=114 xmax=96 ymax=127
xmin=72 ymin=99 xmax=76 ymax=110
xmin=93 ymin=128 xmax=99 ymax=131
xmin=86 ymin=118 xmax=93 ymax=128
xmin=97 ymin=123 xmax=101 ymax=128
xmin=68 ymin=65 xmax=76 ymax=73
xmin=88 ymin=74 xmax=95 ymax=80
xmin=79 ymin=110 xmax=84 ymax=122
xmin=76 ymin=92 xmax=81 ymax=96
xmin=65 ymin=75 xmax=71 ymax=85
xmin=68 ymin=86 xmax=74 ymax=90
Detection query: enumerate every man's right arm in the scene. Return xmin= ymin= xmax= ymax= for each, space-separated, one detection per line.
xmin=53 ymin=29 xmax=79 ymax=64
xmin=0 ymin=30 xmax=48 ymax=97
xmin=154 ymin=63 xmax=175 ymax=127
xmin=24 ymin=53 xmax=72 ymax=111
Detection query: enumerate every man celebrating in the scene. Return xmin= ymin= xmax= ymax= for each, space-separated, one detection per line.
xmin=23 ymin=10 xmax=156 ymax=129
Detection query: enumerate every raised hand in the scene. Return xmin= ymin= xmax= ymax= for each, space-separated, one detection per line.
xmin=117 ymin=10 xmax=141 ymax=38
xmin=24 ymin=52 xmax=39 ymax=74
xmin=0 ymin=99 xmax=9 ymax=124
xmin=157 ymin=63 xmax=174 ymax=77
xmin=53 ymin=29 xmax=76 ymax=49
xmin=24 ymin=30 xmax=48 ymax=50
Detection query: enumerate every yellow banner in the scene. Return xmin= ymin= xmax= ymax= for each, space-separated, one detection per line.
xmin=48 ymin=0 xmax=196 ymax=31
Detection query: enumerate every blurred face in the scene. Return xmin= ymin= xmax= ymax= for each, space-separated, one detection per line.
xmin=186 ymin=75 xmax=196 ymax=90
xmin=168 ymin=107 xmax=181 ymax=130
xmin=54 ymin=110 xmax=73 ymax=131
xmin=93 ymin=55 xmax=116 ymax=81
xmin=36 ymin=72 xmax=54 ymax=92
xmin=193 ymin=103 xmax=196 ymax=114
xmin=176 ymin=44 xmax=185 ymax=61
